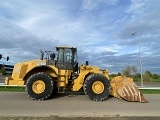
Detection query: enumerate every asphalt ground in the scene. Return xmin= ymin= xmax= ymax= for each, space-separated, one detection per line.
xmin=0 ymin=92 xmax=159 ymax=119
xmin=0 ymin=75 xmax=160 ymax=119
xmin=0 ymin=116 xmax=160 ymax=120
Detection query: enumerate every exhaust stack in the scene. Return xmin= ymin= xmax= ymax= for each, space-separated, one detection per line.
xmin=40 ymin=50 xmax=44 ymax=60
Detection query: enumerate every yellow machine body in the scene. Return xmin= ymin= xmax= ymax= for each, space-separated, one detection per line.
xmin=5 ymin=46 xmax=148 ymax=102
xmin=72 ymin=64 xmax=109 ymax=91
xmin=5 ymin=60 xmax=57 ymax=85
xmin=5 ymin=60 xmax=109 ymax=91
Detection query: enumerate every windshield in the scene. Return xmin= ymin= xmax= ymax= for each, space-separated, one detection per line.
xmin=64 ymin=49 xmax=72 ymax=63
xmin=58 ymin=48 xmax=73 ymax=63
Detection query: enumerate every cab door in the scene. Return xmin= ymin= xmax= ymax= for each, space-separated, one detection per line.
xmin=56 ymin=48 xmax=73 ymax=70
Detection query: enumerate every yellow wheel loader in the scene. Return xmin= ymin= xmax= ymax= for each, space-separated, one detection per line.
xmin=5 ymin=46 xmax=148 ymax=102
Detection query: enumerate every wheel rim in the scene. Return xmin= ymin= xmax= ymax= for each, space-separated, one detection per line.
xmin=92 ymin=81 xmax=104 ymax=94
xmin=32 ymin=80 xmax=45 ymax=94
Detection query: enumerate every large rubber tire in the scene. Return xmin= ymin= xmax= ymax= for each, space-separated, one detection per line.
xmin=83 ymin=73 xmax=110 ymax=101
xmin=25 ymin=72 xmax=54 ymax=101
xmin=51 ymin=80 xmax=58 ymax=96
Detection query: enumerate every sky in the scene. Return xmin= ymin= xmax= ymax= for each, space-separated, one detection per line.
xmin=0 ymin=0 xmax=160 ymax=74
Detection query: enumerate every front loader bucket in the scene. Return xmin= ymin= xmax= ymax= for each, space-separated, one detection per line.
xmin=110 ymin=76 xmax=148 ymax=103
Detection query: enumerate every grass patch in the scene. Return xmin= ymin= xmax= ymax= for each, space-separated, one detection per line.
xmin=140 ymin=89 xmax=160 ymax=94
xmin=0 ymin=86 xmax=25 ymax=92
xmin=152 ymin=78 xmax=160 ymax=82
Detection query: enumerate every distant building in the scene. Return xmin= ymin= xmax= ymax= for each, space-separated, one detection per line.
xmin=0 ymin=64 xmax=13 ymax=75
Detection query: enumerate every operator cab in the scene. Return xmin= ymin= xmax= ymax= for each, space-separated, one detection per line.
xmin=56 ymin=46 xmax=78 ymax=71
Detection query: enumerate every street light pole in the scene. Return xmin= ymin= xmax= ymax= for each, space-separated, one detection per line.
xmin=132 ymin=31 xmax=143 ymax=87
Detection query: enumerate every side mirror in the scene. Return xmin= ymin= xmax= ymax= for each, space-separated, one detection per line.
xmin=7 ymin=56 xmax=9 ymax=61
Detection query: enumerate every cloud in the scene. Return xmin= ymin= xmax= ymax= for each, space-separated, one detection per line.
xmin=82 ymin=0 xmax=118 ymax=10
xmin=0 ymin=0 xmax=160 ymax=74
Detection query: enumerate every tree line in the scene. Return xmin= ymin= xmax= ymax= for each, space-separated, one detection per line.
xmin=109 ymin=65 xmax=160 ymax=82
